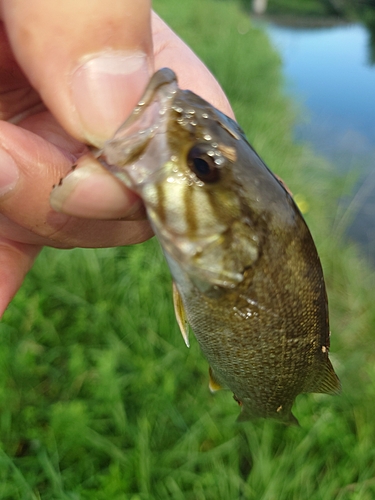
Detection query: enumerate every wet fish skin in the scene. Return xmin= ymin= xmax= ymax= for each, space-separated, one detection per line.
xmin=101 ymin=68 xmax=340 ymax=423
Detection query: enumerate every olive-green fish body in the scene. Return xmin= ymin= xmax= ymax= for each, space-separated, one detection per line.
xmin=101 ymin=68 xmax=340 ymax=423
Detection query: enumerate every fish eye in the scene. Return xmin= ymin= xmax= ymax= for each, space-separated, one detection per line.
xmin=186 ymin=144 xmax=220 ymax=183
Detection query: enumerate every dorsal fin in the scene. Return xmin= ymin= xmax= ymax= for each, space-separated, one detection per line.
xmin=304 ymin=358 xmax=341 ymax=395
xmin=173 ymin=282 xmax=190 ymax=348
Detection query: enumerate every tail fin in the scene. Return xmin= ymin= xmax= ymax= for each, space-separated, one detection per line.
xmin=236 ymin=402 xmax=300 ymax=426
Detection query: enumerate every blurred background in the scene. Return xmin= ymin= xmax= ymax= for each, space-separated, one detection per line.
xmin=251 ymin=0 xmax=375 ymax=265
xmin=1 ymin=1 xmax=375 ymax=499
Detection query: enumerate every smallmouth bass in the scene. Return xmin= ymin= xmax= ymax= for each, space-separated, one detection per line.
xmin=99 ymin=68 xmax=340 ymax=423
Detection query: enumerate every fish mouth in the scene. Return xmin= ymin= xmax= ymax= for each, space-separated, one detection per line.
xmin=100 ymin=68 xmax=179 ymax=190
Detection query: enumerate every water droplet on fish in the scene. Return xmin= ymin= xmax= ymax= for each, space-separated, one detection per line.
xmin=214 ymin=157 xmax=226 ymax=166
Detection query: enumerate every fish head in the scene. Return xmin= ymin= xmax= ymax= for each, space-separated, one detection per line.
xmin=101 ymin=68 xmax=290 ymax=291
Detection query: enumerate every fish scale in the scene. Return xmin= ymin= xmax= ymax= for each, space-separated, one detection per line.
xmin=99 ymin=67 xmax=341 ymax=423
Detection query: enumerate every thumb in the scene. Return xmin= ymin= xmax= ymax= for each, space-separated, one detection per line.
xmin=1 ymin=0 xmax=153 ymax=146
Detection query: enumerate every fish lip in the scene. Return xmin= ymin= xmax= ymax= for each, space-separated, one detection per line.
xmin=99 ymin=68 xmax=179 ymax=189
xmin=109 ymin=67 xmax=178 ymax=152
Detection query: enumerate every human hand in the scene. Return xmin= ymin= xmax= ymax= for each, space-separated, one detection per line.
xmin=0 ymin=0 xmax=233 ymax=315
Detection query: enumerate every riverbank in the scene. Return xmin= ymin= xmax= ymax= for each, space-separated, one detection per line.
xmin=1 ymin=0 xmax=375 ymax=498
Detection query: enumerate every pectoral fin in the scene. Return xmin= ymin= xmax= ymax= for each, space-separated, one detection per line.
xmin=173 ymin=282 xmax=190 ymax=348
xmin=209 ymin=367 xmax=225 ymax=393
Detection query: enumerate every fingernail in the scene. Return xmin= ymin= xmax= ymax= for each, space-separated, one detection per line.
xmin=71 ymin=51 xmax=150 ymax=145
xmin=0 ymin=149 xmax=19 ymax=197
xmin=50 ymin=156 xmax=141 ymax=219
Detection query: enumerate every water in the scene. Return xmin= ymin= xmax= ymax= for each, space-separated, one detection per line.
xmin=264 ymin=22 xmax=375 ymax=263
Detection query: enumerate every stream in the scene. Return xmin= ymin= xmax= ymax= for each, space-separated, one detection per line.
xmin=264 ymin=20 xmax=375 ymax=264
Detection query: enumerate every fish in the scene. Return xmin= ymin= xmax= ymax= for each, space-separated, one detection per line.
xmin=99 ymin=67 xmax=341 ymax=423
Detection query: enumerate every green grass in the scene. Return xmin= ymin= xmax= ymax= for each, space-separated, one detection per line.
xmin=1 ymin=0 xmax=375 ymax=498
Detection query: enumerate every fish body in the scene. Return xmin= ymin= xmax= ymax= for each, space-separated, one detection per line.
xmin=101 ymin=68 xmax=340 ymax=423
